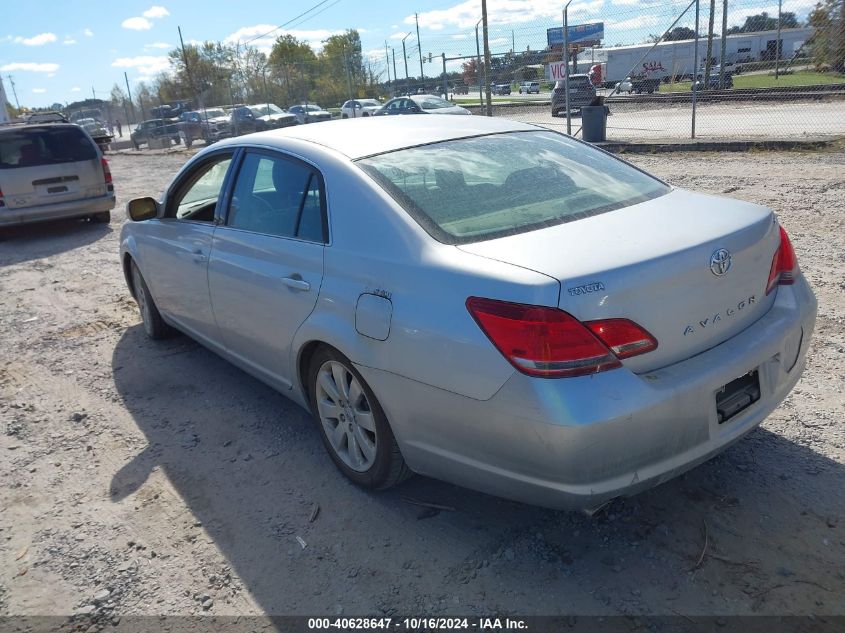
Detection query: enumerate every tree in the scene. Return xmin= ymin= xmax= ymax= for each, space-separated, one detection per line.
xmin=808 ymin=0 xmax=845 ymax=71
xmin=461 ymin=57 xmax=480 ymax=86
xmin=664 ymin=26 xmax=698 ymax=41
xmin=727 ymin=11 xmax=800 ymax=34
xmin=268 ymin=34 xmax=318 ymax=103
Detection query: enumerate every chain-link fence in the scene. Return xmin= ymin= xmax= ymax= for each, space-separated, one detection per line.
xmin=411 ymin=0 xmax=845 ymax=141
xmin=69 ymin=0 xmax=843 ymax=146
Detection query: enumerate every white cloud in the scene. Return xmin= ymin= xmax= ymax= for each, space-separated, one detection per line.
xmin=0 ymin=62 xmax=60 ymax=73
xmin=144 ymin=41 xmax=172 ymax=49
xmin=606 ymin=15 xmax=661 ymax=30
xmin=71 ymin=86 xmax=81 ymax=92
xmin=32 ymin=88 xmax=47 ymax=93
xmin=111 ymin=55 xmax=171 ymax=76
xmin=143 ymin=5 xmax=170 ymax=18
xmin=410 ymin=0 xmax=603 ymax=30
xmin=84 ymin=28 xmax=94 ymax=37
xmin=122 ymin=17 xmax=153 ymax=31
xmin=390 ymin=31 xmax=411 ymax=40
xmin=14 ymin=32 xmax=57 ymax=46
xmin=63 ymin=37 xmax=77 ymax=45
xmin=224 ymin=24 xmax=345 ymax=53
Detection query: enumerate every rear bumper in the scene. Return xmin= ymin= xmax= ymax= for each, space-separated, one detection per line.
xmin=358 ymin=277 xmax=817 ymax=509
xmin=0 ymin=192 xmax=115 ymax=226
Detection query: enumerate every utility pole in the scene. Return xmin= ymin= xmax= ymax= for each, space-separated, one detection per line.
xmin=415 ymin=13 xmax=424 ymax=87
xmin=475 ymin=18 xmax=483 ymax=108
xmin=563 ymin=1 xmax=573 ymax=134
xmin=442 ymin=53 xmax=448 ymax=98
xmin=402 ymin=33 xmax=412 ymax=96
xmin=385 ymin=42 xmax=391 ymax=92
xmin=692 ymin=0 xmax=700 ymax=138
xmin=392 ymin=48 xmax=398 ymax=97
xmin=124 ymin=71 xmax=136 ymax=124
xmin=719 ymin=0 xmax=728 ymax=88
xmin=178 ymin=25 xmax=197 ymax=107
xmin=481 ymin=0 xmax=492 ymax=116
xmin=7 ymin=75 xmax=20 ymax=110
xmin=774 ymin=0 xmax=783 ymax=78
xmin=704 ymin=0 xmax=716 ymax=81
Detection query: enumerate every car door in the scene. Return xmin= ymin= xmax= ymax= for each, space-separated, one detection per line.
xmin=208 ymin=149 xmax=327 ymax=389
xmin=137 ymin=150 xmax=235 ymax=346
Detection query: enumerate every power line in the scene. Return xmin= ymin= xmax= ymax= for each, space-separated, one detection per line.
xmin=243 ymin=0 xmax=338 ymax=45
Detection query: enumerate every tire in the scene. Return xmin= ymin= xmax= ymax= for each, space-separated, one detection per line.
xmin=342 ymin=113 xmax=348 ymax=119
xmin=308 ymin=346 xmax=411 ymax=490
xmin=91 ymin=211 xmax=111 ymax=223
xmin=133 ymin=141 xmax=140 ymax=150
xmin=130 ymin=261 xmax=174 ymax=340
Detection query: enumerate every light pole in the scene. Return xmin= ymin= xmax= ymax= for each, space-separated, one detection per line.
xmin=402 ymin=33 xmax=412 ymax=96
xmin=475 ymin=18 xmax=483 ymax=108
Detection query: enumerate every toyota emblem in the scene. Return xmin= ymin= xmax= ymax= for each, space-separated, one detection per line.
xmin=710 ymin=248 xmax=732 ymax=276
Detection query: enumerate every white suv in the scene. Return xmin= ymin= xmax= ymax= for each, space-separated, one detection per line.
xmin=519 ymin=81 xmax=540 ymax=94
xmin=0 ymin=123 xmax=115 ymax=226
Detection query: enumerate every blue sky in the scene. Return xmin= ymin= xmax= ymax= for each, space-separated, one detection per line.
xmin=1 ymin=0 xmax=817 ymax=108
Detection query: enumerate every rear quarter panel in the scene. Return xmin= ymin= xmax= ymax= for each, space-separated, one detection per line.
xmin=290 ymin=153 xmax=560 ymax=402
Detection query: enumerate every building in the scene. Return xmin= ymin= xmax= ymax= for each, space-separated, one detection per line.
xmin=576 ymin=27 xmax=814 ymax=84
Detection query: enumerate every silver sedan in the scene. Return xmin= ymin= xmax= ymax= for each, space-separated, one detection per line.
xmin=120 ymin=116 xmax=816 ymax=510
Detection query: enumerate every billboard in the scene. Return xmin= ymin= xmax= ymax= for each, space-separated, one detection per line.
xmin=547 ymin=22 xmax=604 ymax=47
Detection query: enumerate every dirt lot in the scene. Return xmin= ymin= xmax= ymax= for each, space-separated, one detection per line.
xmin=1 ymin=147 xmax=843 ymax=623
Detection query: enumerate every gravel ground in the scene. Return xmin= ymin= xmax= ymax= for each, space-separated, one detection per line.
xmin=0 ymin=146 xmax=843 ymax=623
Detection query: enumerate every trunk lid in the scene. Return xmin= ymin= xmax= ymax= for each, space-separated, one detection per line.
xmin=458 ymin=188 xmax=779 ymax=372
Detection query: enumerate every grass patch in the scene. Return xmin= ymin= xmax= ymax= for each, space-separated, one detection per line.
xmin=659 ymin=71 xmax=845 ymax=92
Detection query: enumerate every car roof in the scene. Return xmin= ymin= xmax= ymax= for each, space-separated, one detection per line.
xmin=213 ymin=114 xmax=540 ymax=159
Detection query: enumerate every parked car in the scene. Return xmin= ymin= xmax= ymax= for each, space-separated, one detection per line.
xmin=341 ymin=99 xmax=383 ymax=119
xmin=248 ymin=103 xmax=297 ymax=129
xmin=491 ymin=83 xmax=512 ymax=95
xmin=288 ymin=104 xmax=333 ymax=125
xmin=120 ymin=115 xmax=816 ymax=510
xmin=551 ymin=74 xmax=597 ymax=116
xmin=694 ymin=72 xmax=734 ymax=90
xmin=195 ymin=108 xmax=232 ymax=143
xmin=519 ymin=81 xmax=540 ymax=94
xmin=75 ymin=118 xmax=113 ymax=152
xmin=0 ymin=122 xmax=114 ymax=225
xmin=374 ymin=95 xmax=471 ymax=116
xmin=176 ymin=111 xmax=205 ymax=148
xmin=229 ymin=106 xmax=267 ymax=136
xmin=130 ymin=118 xmax=181 ymax=150
xmin=452 ymin=84 xmax=469 ymax=95
xmin=614 ymin=77 xmax=634 ymax=94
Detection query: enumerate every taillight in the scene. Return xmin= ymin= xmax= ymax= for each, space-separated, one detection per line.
xmin=584 ymin=319 xmax=658 ymax=359
xmin=101 ymin=158 xmax=112 ymax=184
xmin=766 ymin=225 xmax=799 ymax=295
xmin=466 ymin=297 xmax=656 ymax=378
xmin=0 ymin=185 xmax=4 ymax=208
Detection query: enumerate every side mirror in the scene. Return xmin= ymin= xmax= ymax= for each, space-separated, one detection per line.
xmin=126 ymin=197 xmax=159 ymax=222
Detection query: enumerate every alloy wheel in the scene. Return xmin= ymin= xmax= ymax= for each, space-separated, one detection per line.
xmin=315 ymin=360 xmax=378 ymax=472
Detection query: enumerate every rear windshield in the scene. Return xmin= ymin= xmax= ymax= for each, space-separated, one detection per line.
xmin=0 ymin=126 xmax=97 ymax=169
xmin=357 ymin=131 xmax=669 ymax=244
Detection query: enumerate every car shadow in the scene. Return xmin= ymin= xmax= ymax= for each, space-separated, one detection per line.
xmin=0 ymin=218 xmax=113 ymax=267
xmin=111 ymin=325 xmax=844 ymax=616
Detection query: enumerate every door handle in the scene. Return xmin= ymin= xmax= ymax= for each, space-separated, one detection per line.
xmin=191 ymin=249 xmax=207 ymax=262
xmin=282 ymin=276 xmax=310 ymax=292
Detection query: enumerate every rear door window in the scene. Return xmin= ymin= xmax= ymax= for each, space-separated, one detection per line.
xmin=226 ymin=151 xmax=326 ymax=242
xmin=0 ymin=126 xmax=97 ymax=168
